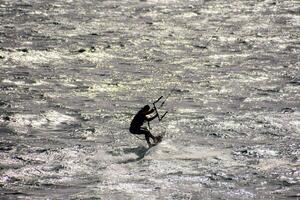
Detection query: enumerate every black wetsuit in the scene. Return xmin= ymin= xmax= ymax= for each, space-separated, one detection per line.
xmin=129 ymin=108 xmax=158 ymax=146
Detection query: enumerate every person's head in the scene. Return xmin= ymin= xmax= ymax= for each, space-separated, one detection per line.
xmin=142 ymin=105 xmax=150 ymax=112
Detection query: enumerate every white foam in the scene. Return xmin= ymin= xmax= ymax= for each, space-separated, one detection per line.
xmin=7 ymin=111 xmax=77 ymax=134
xmin=75 ymin=50 xmax=112 ymax=64
xmin=177 ymin=108 xmax=197 ymax=113
xmin=76 ymin=83 xmax=128 ymax=98
xmin=257 ymin=159 xmax=291 ymax=171
xmin=2 ymin=79 xmax=26 ymax=86
xmin=144 ymin=140 xmax=240 ymax=167
xmin=7 ymin=114 xmax=48 ymax=134
xmin=43 ymin=110 xmax=77 ymax=126
xmin=0 ymin=49 xmax=111 ymax=68
xmin=176 ymin=12 xmax=198 ymax=19
xmin=145 ymin=0 xmax=179 ymax=4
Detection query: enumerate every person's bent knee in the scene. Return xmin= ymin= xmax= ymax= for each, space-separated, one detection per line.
xmin=130 ymin=127 xmax=142 ymax=135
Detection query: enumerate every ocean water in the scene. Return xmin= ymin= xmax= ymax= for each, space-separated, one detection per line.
xmin=0 ymin=0 xmax=299 ymax=199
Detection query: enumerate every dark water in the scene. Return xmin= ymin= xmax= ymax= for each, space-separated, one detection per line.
xmin=0 ymin=0 xmax=299 ymax=199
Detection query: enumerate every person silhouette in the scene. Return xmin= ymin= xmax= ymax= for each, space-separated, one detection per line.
xmin=129 ymin=105 xmax=161 ymax=147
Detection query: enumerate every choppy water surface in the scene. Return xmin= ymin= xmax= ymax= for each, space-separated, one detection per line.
xmin=0 ymin=0 xmax=299 ymax=199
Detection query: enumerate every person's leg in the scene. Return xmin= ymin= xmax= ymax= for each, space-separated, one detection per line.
xmin=140 ymin=128 xmax=155 ymax=146
xmin=140 ymin=128 xmax=155 ymax=139
xmin=145 ymin=132 xmax=151 ymax=147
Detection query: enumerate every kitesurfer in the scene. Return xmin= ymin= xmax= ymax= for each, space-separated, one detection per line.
xmin=129 ymin=105 xmax=161 ymax=147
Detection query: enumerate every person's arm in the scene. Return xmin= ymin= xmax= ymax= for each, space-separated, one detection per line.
xmin=146 ymin=113 xmax=158 ymax=121
xmin=145 ymin=108 xmax=155 ymax=115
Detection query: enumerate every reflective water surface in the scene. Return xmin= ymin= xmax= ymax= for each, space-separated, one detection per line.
xmin=0 ymin=0 xmax=299 ymax=199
